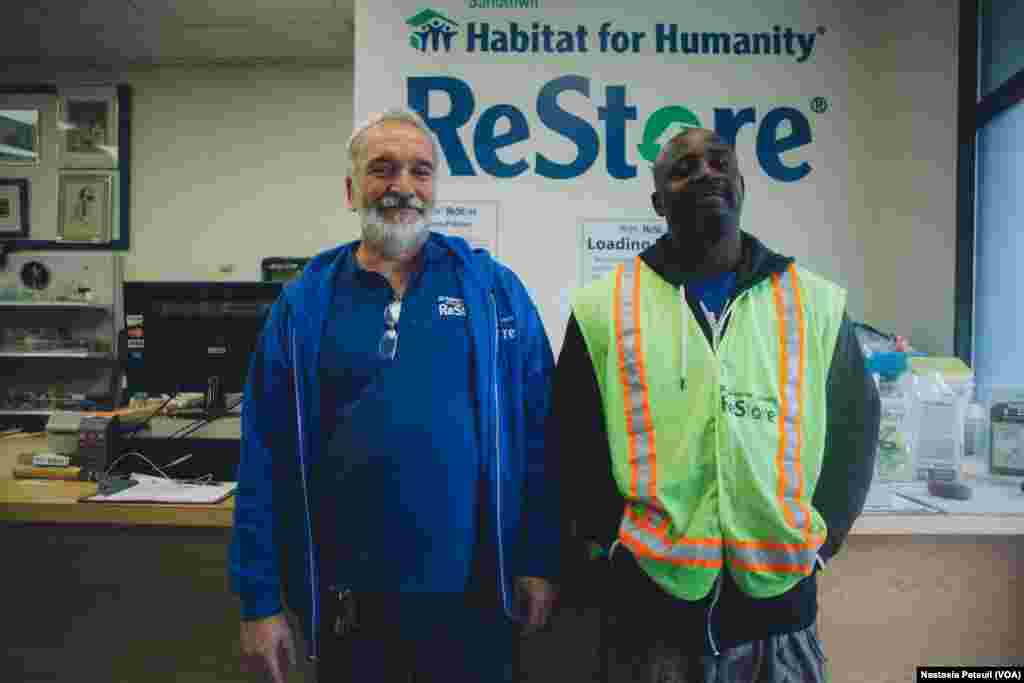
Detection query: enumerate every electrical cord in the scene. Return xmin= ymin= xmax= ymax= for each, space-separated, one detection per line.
xmin=121 ymin=393 xmax=177 ymax=437
xmin=104 ymin=394 xmax=241 ymax=487
xmin=170 ymin=395 xmax=243 ymax=440
xmin=103 ymin=450 xmax=216 ymax=485
xmin=104 ymin=450 xmax=177 ymax=480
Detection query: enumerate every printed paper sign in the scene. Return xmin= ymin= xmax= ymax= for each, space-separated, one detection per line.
xmin=580 ymin=219 xmax=666 ymax=284
xmin=428 ymin=200 xmax=499 ymax=255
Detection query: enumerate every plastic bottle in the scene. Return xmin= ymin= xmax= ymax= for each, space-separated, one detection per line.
xmin=964 ymin=401 xmax=990 ymax=462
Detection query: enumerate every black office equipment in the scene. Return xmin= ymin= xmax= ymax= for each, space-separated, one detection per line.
xmin=77 ymin=415 xmax=119 ymax=479
xmin=115 ymin=417 xmax=242 ymax=482
xmin=261 ymin=257 xmax=309 ymax=283
xmin=123 ymin=281 xmax=281 ymax=417
xmin=927 ymin=479 xmax=973 ymax=500
xmin=119 ymin=282 xmax=280 ymax=480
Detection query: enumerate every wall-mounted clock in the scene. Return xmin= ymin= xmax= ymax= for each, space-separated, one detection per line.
xmin=20 ymin=260 xmax=51 ymax=290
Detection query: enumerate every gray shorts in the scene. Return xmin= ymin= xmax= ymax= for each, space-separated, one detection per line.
xmin=601 ymin=621 xmax=828 ymax=683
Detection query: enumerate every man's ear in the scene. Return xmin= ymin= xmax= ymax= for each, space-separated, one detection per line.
xmin=345 ymin=176 xmax=357 ymax=211
xmin=651 ymin=191 xmax=665 ymax=217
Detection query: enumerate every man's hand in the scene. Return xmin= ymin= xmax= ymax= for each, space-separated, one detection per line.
xmin=515 ymin=576 xmax=558 ymax=635
xmin=240 ymin=613 xmax=296 ymax=683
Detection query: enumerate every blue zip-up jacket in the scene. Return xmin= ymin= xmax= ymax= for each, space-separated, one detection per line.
xmin=228 ymin=233 xmax=558 ymax=661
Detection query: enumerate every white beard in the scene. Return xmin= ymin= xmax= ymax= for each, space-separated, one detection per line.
xmin=359 ymin=206 xmax=430 ymax=259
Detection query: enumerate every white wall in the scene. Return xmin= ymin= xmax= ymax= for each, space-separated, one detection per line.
xmin=125 ymin=62 xmax=359 ymax=281
xmin=843 ymin=1 xmax=959 ymax=356
xmin=2 ymin=61 xmax=360 ymax=282
xmin=0 ymin=0 xmax=959 ymax=354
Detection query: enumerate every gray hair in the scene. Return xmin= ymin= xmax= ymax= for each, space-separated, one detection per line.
xmin=347 ymin=108 xmax=437 ymax=173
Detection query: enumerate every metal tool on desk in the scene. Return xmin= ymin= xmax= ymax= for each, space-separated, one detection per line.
xmin=96 ymin=475 xmax=137 ymax=495
xmin=927 ymin=479 xmax=973 ymax=500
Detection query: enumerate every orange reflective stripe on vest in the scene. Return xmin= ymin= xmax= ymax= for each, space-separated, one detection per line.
xmin=613 ymin=258 xmax=724 ymax=568
xmin=612 ymin=258 xmax=820 ymax=575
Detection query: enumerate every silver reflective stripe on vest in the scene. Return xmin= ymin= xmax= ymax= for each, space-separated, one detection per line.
xmin=616 ymin=258 xmax=655 ymax=501
xmin=614 ymin=258 xmax=723 ymax=567
xmin=772 ymin=266 xmax=811 ymax=535
xmin=728 ymin=541 xmax=818 ymax=572
xmin=621 ymin=508 xmax=723 ymax=565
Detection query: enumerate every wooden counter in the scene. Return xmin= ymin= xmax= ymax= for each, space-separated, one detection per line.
xmin=1 ymin=432 xmax=1020 ymax=682
xmin=0 ymin=434 xmax=233 ymax=527
xmin=5 ymin=432 xmax=1021 ymax=534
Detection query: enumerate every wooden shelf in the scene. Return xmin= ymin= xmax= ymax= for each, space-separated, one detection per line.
xmin=0 ymin=301 xmax=110 ymax=311
xmin=0 ymin=410 xmax=59 ymax=417
xmin=0 ymin=351 xmax=114 ymax=360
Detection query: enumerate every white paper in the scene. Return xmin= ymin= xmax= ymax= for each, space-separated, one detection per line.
xmin=428 ymin=200 xmax=499 ymax=254
xmin=579 ymin=220 xmax=666 ymax=284
xmin=83 ymin=474 xmax=236 ymax=504
xmin=915 ymin=401 xmax=960 ymax=473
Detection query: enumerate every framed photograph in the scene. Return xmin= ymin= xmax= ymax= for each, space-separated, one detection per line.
xmin=59 ymin=87 xmax=118 ymax=168
xmin=0 ymin=109 xmax=40 ymax=165
xmin=0 ymin=178 xmax=29 ymax=237
xmin=58 ymin=172 xmax=113 ymax=243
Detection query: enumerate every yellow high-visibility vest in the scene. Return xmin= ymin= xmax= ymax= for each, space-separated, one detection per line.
xmin=572 ymin=257 xmax=845 ymax=599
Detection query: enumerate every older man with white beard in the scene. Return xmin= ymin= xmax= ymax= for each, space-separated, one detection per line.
xmin=230 ymin=109 xmax=559 ymax=683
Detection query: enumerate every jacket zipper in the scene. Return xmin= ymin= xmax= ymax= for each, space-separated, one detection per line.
xmin=700 ymin=293 xmax=745 ymax=657
xmin=292 ymin=330 xmax=319 ymax=662
xmin=705 ymin=296 xmax=723 ymax=655
xmin=491 ymin=293 xmax=510 ymax=617
xmin=706 ymin=573 xmax=723 ymax=655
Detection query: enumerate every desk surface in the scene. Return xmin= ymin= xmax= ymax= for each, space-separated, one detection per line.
xmin=3 ymin=433 xmax=1023 ymax=533
xmin=0 ymin=434 xmax=234 ymax=527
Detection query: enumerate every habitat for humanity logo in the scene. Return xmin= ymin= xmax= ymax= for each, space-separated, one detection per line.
xmin=406 ymin=9 xmax=822 ymax=62
xmin=407 ymin=9 xmax=460 ymax=52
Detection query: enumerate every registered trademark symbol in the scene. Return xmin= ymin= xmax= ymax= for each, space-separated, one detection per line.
xmin=817 ymin=26 xmax=826 ymax=35
xmin=810 ymin=97 xmax=829 ymax=114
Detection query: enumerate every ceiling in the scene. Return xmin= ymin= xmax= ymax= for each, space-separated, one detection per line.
xmin=4 ymin=0 xmax=356 ymax=66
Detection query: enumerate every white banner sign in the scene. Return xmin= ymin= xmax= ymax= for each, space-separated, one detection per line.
xmin=355 ymin=0 xmax=849 ymax=342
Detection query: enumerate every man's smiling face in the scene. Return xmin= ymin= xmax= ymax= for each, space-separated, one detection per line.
xmin=652 ymin=128 xmax=745 ymax=253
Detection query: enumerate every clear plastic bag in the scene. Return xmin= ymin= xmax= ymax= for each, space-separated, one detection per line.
xmin=874 ymin=372 xmax=920 ymax=483
xmin=911 ymin=371 xmax=973 ymax=481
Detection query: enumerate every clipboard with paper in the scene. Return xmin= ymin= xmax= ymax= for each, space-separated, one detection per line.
xmin=80 ymin=474 xmax=236 ymax=504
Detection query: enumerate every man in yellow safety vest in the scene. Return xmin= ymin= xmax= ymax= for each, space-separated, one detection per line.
xmin=552 ymin=127 xmax=880 ymax=682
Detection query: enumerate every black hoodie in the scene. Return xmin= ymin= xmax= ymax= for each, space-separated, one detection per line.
xmin=551 ymin=232 xmax=881 ymax=653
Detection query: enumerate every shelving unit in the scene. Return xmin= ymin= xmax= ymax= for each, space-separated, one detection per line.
xmin=0 ymin=251 xmax=124 ymax=429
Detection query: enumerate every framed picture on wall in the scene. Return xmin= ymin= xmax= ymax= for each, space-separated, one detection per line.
xmin=57 ymin=172 xmax=113 ymax=243
xmin=0 ymin=109 xmax=41 ymax=165
xmin=0 ymin=178 xmax=29 ymax=237
xmin=59 ymin=87 xmax=118 ymax=168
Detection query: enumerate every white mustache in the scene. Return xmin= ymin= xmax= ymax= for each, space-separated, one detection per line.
xmin=375 ymin=192 xmax=426 ymax=211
